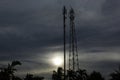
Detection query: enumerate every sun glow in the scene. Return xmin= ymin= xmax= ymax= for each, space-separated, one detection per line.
xmin=52 ymin=57 xmax=63 ymax=66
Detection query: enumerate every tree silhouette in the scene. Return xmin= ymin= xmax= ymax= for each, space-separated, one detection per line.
xmin=0 ymin=68 xmax=9 ymax=80
xmin=110 ymin=66 xmax=120 ymax=80
xmin=0 ymin=61 xmax=21 ymax=80
xmin=52 ymin=70 xmax=57 ymax=80
xmin=52 ymin=67 xmax=63 ymax=80
xmin=57 ymin=67 xmax=63 ymax=80
xmin=8 ymin=61 xmax=22 ymax=80
xmin=88 ymin=71 xmax=104 ymax=80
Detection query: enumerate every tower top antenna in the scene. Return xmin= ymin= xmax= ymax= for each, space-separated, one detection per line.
xmin=63 ymin=6 xmax=67 ymax=15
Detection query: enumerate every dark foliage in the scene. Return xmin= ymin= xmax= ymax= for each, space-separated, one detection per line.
xmin=88 ymin=71 xmax=104 ymax=80
xmin=1 ymin=61 xmax=120 ymax=80
xmin=0 ymin=61 xmax=44 ymax=80
xmin=110 ymin=66 xmax=120 ymax=80
xmin=13 ymin=76 xmax=22 ymax=80
xmin=24 ymin=74 xmax=44 ymax=80
xmin=67 ymin=69 xmax=88 ymax=80
xmin=0 ymin=61 xmax=21 ymax=80
xmin=52 ymin=67 xmax=64 ymax=80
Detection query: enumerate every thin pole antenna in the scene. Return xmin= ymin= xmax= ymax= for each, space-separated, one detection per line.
xmin=63 ymin=6 xmax=67 ymax=80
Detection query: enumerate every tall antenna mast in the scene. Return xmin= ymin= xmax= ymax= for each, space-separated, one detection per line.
xmin=63 ymin=6 xmax=67 ymax=80
xmin=69 ymin=8 xmax=79 ymax=71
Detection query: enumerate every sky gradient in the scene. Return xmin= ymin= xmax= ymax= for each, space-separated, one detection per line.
xmin=0 ymin=0 xmax=120 ymax=79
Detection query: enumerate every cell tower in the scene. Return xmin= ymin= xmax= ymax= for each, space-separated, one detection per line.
xmin=62 ymin=6 xmax=79 ymax=80
xmin=69 ymin=8 xmax=79 ymax=71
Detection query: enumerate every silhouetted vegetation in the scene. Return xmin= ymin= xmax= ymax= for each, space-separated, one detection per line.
xmin=0 ymin=61 xmax=21 ymax=80
xmin=0 ymin=61 xmax=44 ymax=80
xmin=52 ymin=67 xmax=63 ymax=80
xmin=67 ymin=69 xmax=88 ymax=80
xmin=24 ymin=74 xmax=44 ymax=80
xmin=110 ymin=66 xmax=120 ymax=80
xmin=0 ymin=61 xmax=120 ymax=80
xmin=88 ymin=71 xmax=104 ymax=80
xmin=52 ymin=66 xmax=120 ymax=80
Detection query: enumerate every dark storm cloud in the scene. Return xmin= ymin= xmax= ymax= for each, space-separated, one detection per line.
xmin=102 ymin=0 xmax=120 ymax=15
xmin=0 ymin=0 xmax=62 ymax=54
xmin=74 ymin=0 xmax=120 ymax=49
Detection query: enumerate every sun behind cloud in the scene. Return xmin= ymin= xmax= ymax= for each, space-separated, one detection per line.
xmin=52 ymin=57 xmax=63 ymax=66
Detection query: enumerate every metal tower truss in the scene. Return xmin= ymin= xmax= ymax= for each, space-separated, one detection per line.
xmin=69 ymin=8 xmax=79 ymax=71
xmin=62 ymin=6 xmax=79 ymax=80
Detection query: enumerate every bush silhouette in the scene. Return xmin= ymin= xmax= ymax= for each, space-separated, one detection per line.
xmin=110 ymin=66 xmax=120 ymax=80
xmin=88 ymin=71 xmax=104 ymax=80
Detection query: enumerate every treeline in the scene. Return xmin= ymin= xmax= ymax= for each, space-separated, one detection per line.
xmin=52 ymin=67 xmax=120 ymax=80
xmin=0 ymin=61 xmax=44 ymax=80
xmin=0 ymin=61 xmax=120 ymax=80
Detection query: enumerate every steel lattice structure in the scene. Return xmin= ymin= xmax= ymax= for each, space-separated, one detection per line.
xmin=63 ymin=7 xmax=79 ymax=80
xmin=68 ymin=8 xmax=79 ymax=71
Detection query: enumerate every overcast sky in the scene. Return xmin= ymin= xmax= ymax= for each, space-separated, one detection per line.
xmin=0 ymin=0 xmax=120 ymax=79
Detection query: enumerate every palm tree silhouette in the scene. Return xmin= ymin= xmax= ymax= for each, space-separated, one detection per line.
xmin=0 ymin=61 xmax=21 ymax=80
xmin=8 ymin=61 xmax=21 ymax=80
